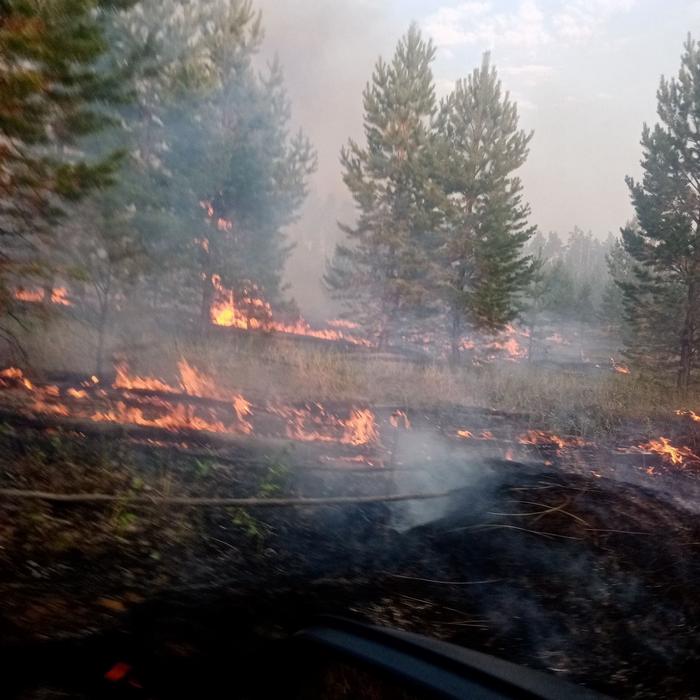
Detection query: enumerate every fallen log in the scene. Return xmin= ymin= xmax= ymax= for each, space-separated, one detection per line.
xmin=0 ymin=487 xmax=455 ymax=507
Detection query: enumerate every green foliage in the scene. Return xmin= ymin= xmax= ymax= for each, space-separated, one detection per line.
xmin=599 ymin=237 xmax=634 ymax=328
xmin=436 ymin=53 xmax=535 ymax=352
xmin=329 ymin=40 xmax=535 ymax=353
xmin=327 ymin=24 xmax=442 ymax=345
xmin=0 ymin=0 xmax=129 ymax=348
xmin=621 ymin=35 xmax=700 ymax=389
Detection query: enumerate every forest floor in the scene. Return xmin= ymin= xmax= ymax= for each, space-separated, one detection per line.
xmin=1 ymin=316 xmax=700 ymax=699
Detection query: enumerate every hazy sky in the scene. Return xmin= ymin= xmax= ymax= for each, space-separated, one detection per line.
xmin=253 ymin=0 xmax=700 ymax=312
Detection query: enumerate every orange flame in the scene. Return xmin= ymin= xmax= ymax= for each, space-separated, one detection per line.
xmin=518 ymin=430 xmax=586 ymax=451
xmin=272 ymin=403 xmax=378 ymax=446
xmin=390 ymin=410 xmax=411 ymax=429
xmin=0 ymin=367 xmax=33 ymax=390
xmin=676 ymin=409 xmax=700 ymax=423
xmin=14 ymin=287 xmax=72 ymax=306
xmin=50 ymin=287 xmax=72 ymax=306
xmin=611 ymin=358 xmax=630 ymax=375
xmin=638 ymin=437 xmax=699 ymax=466
xmin=210 ymin=276 xmax=371 ymax=346
xmin=14 ymin=288 xmax=45 ymax=303
xmin=92 ymin=401 xmax=228 ymax=434
xmin=114 ymin=362 xmax=178 ymax=393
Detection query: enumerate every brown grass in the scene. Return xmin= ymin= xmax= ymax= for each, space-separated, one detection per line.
xmin=3 ymin=314 xmax=696 ymax=440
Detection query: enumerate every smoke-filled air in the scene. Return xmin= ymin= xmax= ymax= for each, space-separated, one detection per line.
xmin=1 ymin=2 xmax=700 ymax=698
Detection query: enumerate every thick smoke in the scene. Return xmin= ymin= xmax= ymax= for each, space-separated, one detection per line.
xmin=252 ymin=1 xmax=402 ymax=318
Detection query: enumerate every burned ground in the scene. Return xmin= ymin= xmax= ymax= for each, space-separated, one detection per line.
xmin=0 ymin=373 xmax=699 ymax=699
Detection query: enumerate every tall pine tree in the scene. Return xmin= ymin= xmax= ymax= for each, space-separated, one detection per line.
xmin=436 ymin=53 xmax=535 ymax=361
xmin=621 ymin=35 xmax=700 ymax=390
xmin=327 ymin=24 xmax=443 ymax=348
xmin=0 ymin=0 xmax=127 ymax=351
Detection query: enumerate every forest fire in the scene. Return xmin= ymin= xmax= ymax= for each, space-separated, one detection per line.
xmin=0 ymin=363 xmax=381 ymax=449
xmin=459 ymin=325 xmax=529 ymax=362
xmin=210 ymin=276 xmax=372 ymax=346
xmin=270 ymin=404 xmax=379 ymax=446
xmin=92 ymin=400 xmax=228 ymax=434
xmin=13 ymin=286 xmax=72 ymax=306
xmin=611 ymin=358 xmax=631 ymax=375
xmin=676 ymin=409 xmax=700 ymax=422
xmin=518 ymin=430 xmax=587 ymax=451
xmin=638 ymin=437 xmax=700 ymax=466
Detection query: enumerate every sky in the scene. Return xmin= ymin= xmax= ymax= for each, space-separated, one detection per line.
xmin=253 ymin=0 xmax=700 ymax=314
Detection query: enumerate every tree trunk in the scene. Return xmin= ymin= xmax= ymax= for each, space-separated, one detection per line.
xmin=200 ymin=270 xmax=214 ymax=334
xmin=95 ymin=272 xmax=112 ymax=379
xmin=449 ymin=307 xmax=461 ymax=366
xmin=527 ymin=316 xmax=536 ymax=364
xmin=95 ymin=293 xmax=110 ymax=378
xmin=677 ymin=280 xmax=696 ymax=392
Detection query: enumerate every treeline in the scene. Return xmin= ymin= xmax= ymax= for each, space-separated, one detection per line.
xmin=328 ymin=28 xmax=700 ymax=388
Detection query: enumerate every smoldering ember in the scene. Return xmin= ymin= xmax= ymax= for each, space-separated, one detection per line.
xmin=1 ymin=2 xmax=700 ymax=699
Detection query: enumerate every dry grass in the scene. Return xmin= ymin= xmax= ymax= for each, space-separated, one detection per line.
xmin=3 ymin=314 xmax=695 ymax=440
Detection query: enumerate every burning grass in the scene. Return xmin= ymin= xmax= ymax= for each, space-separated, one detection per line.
xmin=5 ymin=315 xmax=697 ymax=443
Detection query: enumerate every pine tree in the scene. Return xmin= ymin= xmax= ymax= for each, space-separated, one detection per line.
xmin=0 ymin=0 xmax=127 ymax=350
xmin=327 ymin=24 xmax=442 ymax=347
xmin=599 ymin=237 xmax=633 ymax=330
xmin=177 ymin=57 xmax=316 ymax=330
xmin=621 ymin=35 xmax=700 ymax=390
xmin=436 ymin=53 xmax=535 ymax=361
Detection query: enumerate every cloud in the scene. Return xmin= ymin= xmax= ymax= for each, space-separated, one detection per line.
xmin=424 ymin=1 xmax=549 ymax=50
xmin=553 ymin=0 xmax=636 ymax=42
xmin=500 ymin=63 xmax=555 ymax=85
xmin=423 ymin=0 xmax=636 ymax=50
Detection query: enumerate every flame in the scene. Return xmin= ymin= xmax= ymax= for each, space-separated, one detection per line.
xmin=114 ymin=362 xmax=178 ymax=393
xmin=210 ymin=276 xmax=371 ymax=346
xmin=0 ymin=367 xmax=33 ymax=390
xmin=390 ymin=410 xmax=411 ymax=429
xmin=328 ymin=319 xmax=360 ymax=330
xmin=67 ymin=388 xmax=88 ymax=399
xmin=14 ymin=288 xmax=44 ymax=303
xmin=271 ymin=403 xmax=378 ymax=446
xmin=115 ymin=359 xmax=254 ymax=433
xmin=200 ymin=199 xmax=233 ymax=231
xmin=676 ymin=409 xmax=700 ymax=423
xmin=177 ymin=359 xmax=252 ymax=432
xmin=50 ymin=287 xmax=71 ymax=306
xmin=638 ymin=437 xmax=699 ymax=466
xmin=488 ymin=336 xmax=526 ymax=361
xmin=480 ymin=430 xmax=494 ymax=440
xmin=199 ymin=200 xmax=215 ymax=218
xmin=92 ymin=401 xmax=227 ymax=433
xmin=345 ymin=408 xmax=379 ymax=445
xmin=14 ymin=287 xmax=72 ymax=305
xmin=611 ymin=358 xmax=630 ymax=375
xmin=518 ymin=430 xmax=586 ymax=451
xmin=456 ymin=429 xmax=473 ymax=439
xmin=1 ymin=361 xmax=380 ymax=448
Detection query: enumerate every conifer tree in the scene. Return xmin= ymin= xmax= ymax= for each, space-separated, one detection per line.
xmin=599 ymin=237 xmax=633 ymax=330
xmin=0 ymin=0 xmax=127 ymax=349
xmin=621 ymin=36 xmax=700 ymax=390
xmin=327 ymin=24 xmax=442 ymax=347
xmin=436 ymin=53 xmax=535 ymax=360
